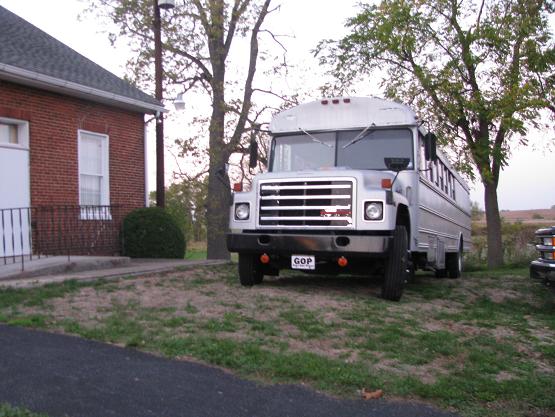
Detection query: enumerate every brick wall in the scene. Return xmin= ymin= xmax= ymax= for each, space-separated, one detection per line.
xmin=0 ymin=80 xmax=146 ymax=210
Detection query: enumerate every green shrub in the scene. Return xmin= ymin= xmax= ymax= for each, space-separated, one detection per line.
xmin=467 ymin=220 xmax=537 ymax=270
xmin=123 ymin=207 xmax=186 ymax=258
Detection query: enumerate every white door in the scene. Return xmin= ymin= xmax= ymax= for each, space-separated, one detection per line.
xmin=0 ymin=120 xmax=31 ymax=257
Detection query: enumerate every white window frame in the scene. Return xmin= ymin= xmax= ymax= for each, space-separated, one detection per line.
xmin=78 ymin=130 xmax=111 ymax=220
xmin=0 ymin=117 xmax=29 ymax=150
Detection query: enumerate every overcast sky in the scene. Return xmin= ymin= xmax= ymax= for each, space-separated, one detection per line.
xmin=1 ymin=0 xmax=554 ymax=210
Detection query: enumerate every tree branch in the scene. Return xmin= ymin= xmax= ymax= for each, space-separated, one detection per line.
xmin=166 ymin=45 xmax=214 ymax=83
xmin=225 ymin=0 xmax=271 ymax=156
xmin=260 ymin=29 xmax=288 ymax=52
xmin=224 ymin=0 xmax=251 ymax=58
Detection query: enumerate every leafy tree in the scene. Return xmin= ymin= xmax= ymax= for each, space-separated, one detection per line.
xmin=150 ymin=177 xmax=207 ymax=242
xmin=85 ymin=0 xmax=282 ymax=259
xmin=318 ymin=0 xmax=555 ymax=267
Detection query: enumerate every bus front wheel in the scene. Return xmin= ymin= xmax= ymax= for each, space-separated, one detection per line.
xmin=382 ymin=225 xmax=408 ymax=301
xmin=238 ymin=253 xmax=264 ymax=286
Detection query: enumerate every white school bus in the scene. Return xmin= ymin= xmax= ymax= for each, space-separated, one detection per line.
xmin=227 ymin=97 xmax=471 ymax=301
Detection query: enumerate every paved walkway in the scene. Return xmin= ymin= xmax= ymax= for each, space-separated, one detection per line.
xmin=0 ymin=257 xmax=229 ymax=288
xmin=0 ymin=325 xmax=459 ymax=417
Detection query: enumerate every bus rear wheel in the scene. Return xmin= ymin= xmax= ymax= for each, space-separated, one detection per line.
xmin=446 ymin=243 xmax=463 ymax=279
xmin=381 ymin=225 xmax=408 ymax=301
xmin=238 ymin=253 xmax=264 ymax=286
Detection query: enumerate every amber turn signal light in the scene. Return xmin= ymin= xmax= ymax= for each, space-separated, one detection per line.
xmin=381 ymin=178 xmax=392 ymax=189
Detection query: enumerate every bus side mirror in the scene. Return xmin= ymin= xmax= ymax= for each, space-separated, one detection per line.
xmin=384 ymin=157 xmax=410 ymax=172
xmin=249 ymin=139 xmax=258 ymax=169
xmin=424 ymin=133 xmax=437 ymax=161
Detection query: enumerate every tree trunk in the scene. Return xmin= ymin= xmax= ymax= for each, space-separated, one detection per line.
xmin=483 ymin=182 xmax=503 ymax=268
xmin=206 ymin=68 xmax=231 ymax=260
xmin=206 ymin=159 xmax=231 ymax=260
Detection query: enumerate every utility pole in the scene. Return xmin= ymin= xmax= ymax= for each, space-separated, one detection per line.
xmin=154 ymin=0 xmax=165 ymax=208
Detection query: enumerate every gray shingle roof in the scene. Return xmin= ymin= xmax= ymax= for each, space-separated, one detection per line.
xmin=0 ymin=5 xmax=162 ymax=112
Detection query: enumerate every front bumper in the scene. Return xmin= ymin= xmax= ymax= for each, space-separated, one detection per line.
xmin=227 ymin=231 xmax=392 ymax=257
xmin=530 ymin=260 xmax=555 ymax=284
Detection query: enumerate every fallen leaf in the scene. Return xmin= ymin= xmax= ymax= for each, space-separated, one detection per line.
xmin=361 ymin=388 xmax=383 ymax=400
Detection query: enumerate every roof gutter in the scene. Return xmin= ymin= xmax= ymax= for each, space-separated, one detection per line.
xmin=0 ymin=63 xmax=166 ymax=114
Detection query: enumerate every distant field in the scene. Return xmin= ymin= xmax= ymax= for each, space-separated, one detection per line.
xmin=475 ymin=208 xmax=555 ymax=225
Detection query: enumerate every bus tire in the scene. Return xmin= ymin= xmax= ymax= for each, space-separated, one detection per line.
xmin=382 ymin=225 xmax=408 ymax=301
xmin=530 ymin=266 xmax=540 ymax=280
xmin=446 ymin=244 xmax=462 ymax=279
xmin=238 ymin=253 xmax=263 ymax=286
xmin=435 ymin=268 xmax=448 ymax=278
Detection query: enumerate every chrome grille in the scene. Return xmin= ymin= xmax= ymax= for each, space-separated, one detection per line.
xmin=258 ymin=178 xmax=355 ymax=228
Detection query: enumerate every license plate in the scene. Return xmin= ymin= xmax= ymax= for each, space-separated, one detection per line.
xmin=291 ymin=255 xmax=315 ymax=270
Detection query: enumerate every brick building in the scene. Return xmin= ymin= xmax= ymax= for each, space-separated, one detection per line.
xmin=0 ymin=6 xmax=164 ymax=258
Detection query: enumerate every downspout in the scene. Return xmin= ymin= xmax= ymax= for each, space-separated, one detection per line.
xmin=144 ymin=118 xmax=149 ymax=207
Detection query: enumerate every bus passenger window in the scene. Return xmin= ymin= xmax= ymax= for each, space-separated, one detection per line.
xmin=419 ymin=136 xmax=427 ymax=171
xmin=439 ymin=162 xmax=444 ymax=191
xmin=443 ymin=165 xmax=449 ymax=195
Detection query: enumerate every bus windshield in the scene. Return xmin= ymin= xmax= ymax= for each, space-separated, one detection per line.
xmin=271 ymin=128 xmax=413 ymax=172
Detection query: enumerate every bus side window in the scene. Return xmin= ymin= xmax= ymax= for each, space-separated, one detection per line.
xmin=443 ymin=165 xmax=449 ymax=195
xmin=419 ymin=135 xmax=427 ymax=171
xmin=439 ymin=162 xmax=444 ymax=191
xmin=419 ymin=135 xmax=434 ymax=183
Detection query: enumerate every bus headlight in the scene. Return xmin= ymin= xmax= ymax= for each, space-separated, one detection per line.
xmin=234 ymin=203 xmax=250 ymax=220
xmin=364 ymin=201 xmax=383 ymax=221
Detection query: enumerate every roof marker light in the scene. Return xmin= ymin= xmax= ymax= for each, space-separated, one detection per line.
xmin=332 ymin=99 xmax=340 ymax=104
xmin=321 ymin=100 xmax=329 ymax=105
xmin=343 ymin=98 xmax=351 ymax=103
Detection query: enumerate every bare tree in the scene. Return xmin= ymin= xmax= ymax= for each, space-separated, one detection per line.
xmin=84 ymin=0 xmax=289 ymax=258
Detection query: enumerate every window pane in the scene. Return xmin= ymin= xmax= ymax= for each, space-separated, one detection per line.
xmin=0 ymin=123 xmax=18 ymax=144
xmin=80 ymin=174 xmax=101 ymax=205
xmin=80 ymin=134 xmax=103 ymax=175
xmin=337 ymin=129 xmax=413 ymax=170
xmin=271 ymin=133 xmax=335 ymax=172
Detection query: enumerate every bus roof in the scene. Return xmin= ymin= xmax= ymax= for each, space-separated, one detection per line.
xmin=269 ymin=97 xmax=418 ymax=134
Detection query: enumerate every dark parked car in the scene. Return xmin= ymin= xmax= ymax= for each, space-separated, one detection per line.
xmin=530 ymin=226 xmax=555 ymax=286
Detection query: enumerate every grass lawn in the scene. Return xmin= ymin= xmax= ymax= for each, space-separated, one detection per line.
xmin=184 ymin=240 xmax=208 ymax=260
xmin=0 ymin=404 xmax=48 ymax=417
xmin=0 ymin=264 xmax=553 ymax=417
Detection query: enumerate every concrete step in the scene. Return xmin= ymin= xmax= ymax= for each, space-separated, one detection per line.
xmin=0 ymin=256 xmax=131 ymax=280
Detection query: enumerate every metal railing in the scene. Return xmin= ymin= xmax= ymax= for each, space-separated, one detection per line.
xmin=1 ymin=205 xmax=130 ymax=271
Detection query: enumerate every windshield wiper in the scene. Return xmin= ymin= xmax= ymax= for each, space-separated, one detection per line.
xmin=342 ymin=124 xmax=376 ymax=149
xmin=298 ymin=127 xmax=333 ymax=148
